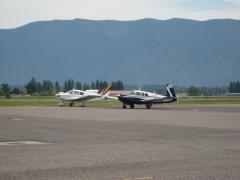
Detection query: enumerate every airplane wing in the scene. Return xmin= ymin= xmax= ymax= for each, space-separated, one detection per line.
xmin=78 ymin=95 xmax=101 ymax=101
xmin=105 ymin=96 xmax=118 ymax=100
xmin=61 ymin=95 xmax=100 ymax=101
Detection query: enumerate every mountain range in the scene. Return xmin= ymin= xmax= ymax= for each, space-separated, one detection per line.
xmin=0 ymin=18 xmax=240 ymax=86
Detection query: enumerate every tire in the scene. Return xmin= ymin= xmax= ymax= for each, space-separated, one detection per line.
xmin=130 ymin=104 xmax=135 ymax=109
xmin=146 ymin=104 xmax=152 ymax=109
xmin=59 ymin=101 xmax=64 ymax=107
xmin=123 ymin=104 xmax=127 ymax=109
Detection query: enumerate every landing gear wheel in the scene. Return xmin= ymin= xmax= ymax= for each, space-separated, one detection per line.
xmin=123 ymin=104 xmax=127 ymax=109
xmin=69 ymin=102 xmax=74 ymax=107
xmin=146 ymin=104 xmax=152 ymax=109
xmin=59 ymin=101 xmax=64 ymax=107
xmin=130 ymin=104 xmax=135 ymax=109
xmin=80 ymin=102 xmax=86 ymax=107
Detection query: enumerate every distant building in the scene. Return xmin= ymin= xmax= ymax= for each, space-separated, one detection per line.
xmin=109 ymin=90 xmax=129 ymax=97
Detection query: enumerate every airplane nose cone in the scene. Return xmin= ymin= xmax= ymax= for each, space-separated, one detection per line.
xmin=55 ymin=92 xmax=63 ymax=97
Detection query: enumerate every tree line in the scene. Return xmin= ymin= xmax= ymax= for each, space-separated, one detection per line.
xmin=187 ymin=81 xmax=240 ymax=96
xmin=187 ymin=86 xmax=228 ymax=96
xmin=63 ymin=79 xmax=124 ymax=92
xmin=1 ymin=79 xmax=239 ymax=98
xmin=229 ymin=81 xmax=240 ymax=93
xmin=0 ymin=78 xmax=124 ymax=97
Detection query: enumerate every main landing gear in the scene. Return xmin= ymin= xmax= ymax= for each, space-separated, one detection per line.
xmin=145 ymin=104 xmax=152 ymax=109
xmin=69 ymin=101 xmax=74 ymax=107
xmin=59 ymin=101 xmax=87 ymax=107
xmin=80 ymin=101 xmax=86 ymax=107
xmin=59 ymin=101 xmax=74 ymax=107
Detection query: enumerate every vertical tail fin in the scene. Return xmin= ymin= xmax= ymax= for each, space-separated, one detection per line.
xmin=100 ymin=85 xmax=111 ymax=96
xmin=166 ymin=84 xmax=176 ymax=98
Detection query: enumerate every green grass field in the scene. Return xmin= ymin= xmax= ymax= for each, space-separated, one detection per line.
xmin=179 ymin=96 xmax=240 ymax=104
xmin=0 ymin=96 xmax=240 ymax=107
xmin=0 ymin=96 xmax=58 ymax=106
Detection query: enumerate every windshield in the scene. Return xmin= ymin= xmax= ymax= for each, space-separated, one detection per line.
xmin=68 ymin=90 xmax=73 ymax=94
xmin=129 ymin=91 xmax=135 ymax=95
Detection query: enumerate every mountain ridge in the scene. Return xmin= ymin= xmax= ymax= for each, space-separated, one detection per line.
xmin=0 ymin=18 xmax=240 ymax=86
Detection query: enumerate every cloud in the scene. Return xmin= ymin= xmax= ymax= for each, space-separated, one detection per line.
xmin=0 ymin=0 xmax=240 ymax=28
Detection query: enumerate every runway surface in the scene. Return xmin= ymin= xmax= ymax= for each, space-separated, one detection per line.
xmin=0 ymin=105 xmax=240 ymax=180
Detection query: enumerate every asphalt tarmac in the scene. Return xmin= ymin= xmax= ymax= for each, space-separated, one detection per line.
xmin=0 ymin=105 xmax=240 ymax=180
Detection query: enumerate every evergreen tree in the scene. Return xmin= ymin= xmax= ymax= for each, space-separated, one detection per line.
xmin=111 ymin=81 xmax=124 ymax=90
xmin=55 ymin=81 xmax=61 ymax=92
xmin=11 ymin=88 xmax=20 ymax=95
xmin=0 ymin=87 xmax=3 ymax=96
xmin=236 ymin=81 xmax=240 ymax=93
xmin=42 ymin=80 xmax=54 ymax=96
xmin=229 ymin=81 xmax=240 ymax=93
xmin=36 ymin=82 xmax=42 ymax=94
xmin=25 ymin=77 xmax=38 ymax=95
xmin=111 ymin=81 xmax=116 ymax=90
xmin=95 ymin=79 xmax=99 ymax=89
xmin=116 ymin=81 xmax=124 ymax=90
xmin=1 ymin=83 xmax=11 ymax=98
xmin=91 ymin=82 xmax=95 ymax=89
xmin=64 ymin=81 xmax=68 ymax=92
xmin=103 ymin=81 xmax=108 ymax=88
xmin=82 ymin=83 xmax=89 ymax=90
xmin=64 ymin=79 xmax=75 ymax=92
xmin=76 ymin=81 xmax=82 ymax=89
xmin=187 ymin=86 xmax=199 ymax=96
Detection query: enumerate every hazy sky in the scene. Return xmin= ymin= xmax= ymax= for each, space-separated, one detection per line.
xmin=1 ymin=0 xmax=240 ymax=28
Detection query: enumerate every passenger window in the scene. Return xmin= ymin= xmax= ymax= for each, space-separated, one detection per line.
xmin=80 ymin=92 xmax=84 ymax=95
xmin=145 ymin=93 xmax=148 ymax=96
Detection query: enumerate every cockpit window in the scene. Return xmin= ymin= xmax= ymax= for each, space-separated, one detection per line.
xmin=136 ymin=92 xmax=141 ymax=96
xmin=68 ymin=90 xmax=73 ymax=94
xmin=80 ymin=92 xmax=84 ymax=95
xmin=145 ymin=93 xmax=148 ymax=96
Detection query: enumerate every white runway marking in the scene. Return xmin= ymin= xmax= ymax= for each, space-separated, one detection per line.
xmin=124 ymin=177 xmax=152 ymax=180
xmin=10 ymin=118 xmax=23 ymax=121
xmin=0 ymin=141 xmax=48 ymax=146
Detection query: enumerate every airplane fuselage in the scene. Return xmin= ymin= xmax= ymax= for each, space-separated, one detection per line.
xmin=118 ymin=94 xmax=176 ymax=105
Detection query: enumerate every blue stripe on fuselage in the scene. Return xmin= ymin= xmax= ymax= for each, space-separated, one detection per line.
xmin=118 ymin=95 xmax=143 ymax=104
